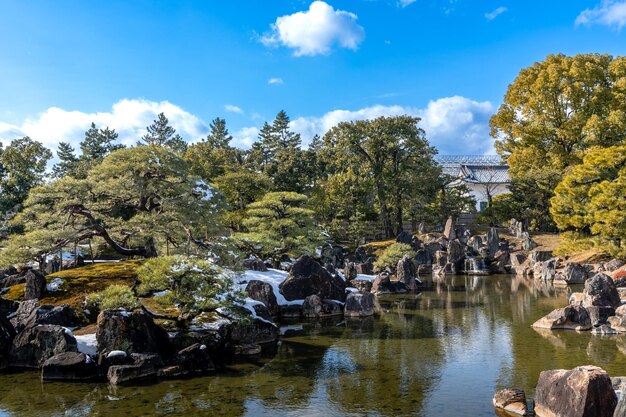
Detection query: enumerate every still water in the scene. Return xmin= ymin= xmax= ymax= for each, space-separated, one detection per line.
xmin=1 ymin=274 xmax=626 ymax=417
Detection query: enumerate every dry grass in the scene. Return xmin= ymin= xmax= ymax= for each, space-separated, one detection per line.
xmin=565 ymin=249 xmax=612 ymax=265
xmin=364 ymin=239 xmax=397 ymax=256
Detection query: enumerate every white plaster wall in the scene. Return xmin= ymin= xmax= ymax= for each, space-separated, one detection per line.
xmin=466 ymin=183 xmax=510 ymax=211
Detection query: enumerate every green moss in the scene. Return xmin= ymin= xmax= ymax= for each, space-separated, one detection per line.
xmin=4 ymin=284 xmax=25 ymax=301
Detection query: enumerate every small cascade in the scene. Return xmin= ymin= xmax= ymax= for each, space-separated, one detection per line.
xmin=463 ymin=256 xmax=490 ymax=276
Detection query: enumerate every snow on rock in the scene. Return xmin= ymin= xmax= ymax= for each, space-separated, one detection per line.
xmin=239 ymin=269 xmax=304 ymax=306
xmin=75 ymin=333 xmax=98 ymax=357
xmin=242 ymin=298 xmax=276 ymax=326
xmin=45 ymin=250 xmax=83 ymax=262
xmin=46 ymin=277 xmax=64 ymax=292
xmin=106 ymin=350 xmax=127 ymax=359
xmin=356 ymin=274 xmax=376 ymax=282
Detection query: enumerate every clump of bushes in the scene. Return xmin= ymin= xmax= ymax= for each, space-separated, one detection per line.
xmin=86 ymin=284 xmax=140 ymax=311
xmin=136 ymin=255 xmax=243 ymax=316
xmin=374 ymin=242 xmax=415 ymax=272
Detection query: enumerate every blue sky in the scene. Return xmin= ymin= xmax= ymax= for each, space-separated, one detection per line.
xmin=1 ymin=0 xmax=626 ymax=155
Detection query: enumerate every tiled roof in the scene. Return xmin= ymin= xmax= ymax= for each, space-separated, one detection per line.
xmin=434 ymin=155 xmax=510 ymax=184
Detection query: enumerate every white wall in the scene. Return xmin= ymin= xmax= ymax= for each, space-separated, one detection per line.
xmin=466 ymin=182 xmax=510 ymax=211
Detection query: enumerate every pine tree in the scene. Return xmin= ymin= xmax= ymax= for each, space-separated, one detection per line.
xmin=206 ymin=118 xmax=233 ymax=148
xmin=52 ymin=142 xmax=79 ymax=179
xmin=141 ymin=112 xmax=176 ymax=146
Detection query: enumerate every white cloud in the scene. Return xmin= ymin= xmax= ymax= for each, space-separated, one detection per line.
xmin=0 ymin=99 xmax=208 ymax=154
xmin=576 ymin=1 xmax=626 ymax=29
xmin=268 ymin=77 xmax=284 ymax=85
xmin=224 ymin=104 xmax=244 ymax=114
xmin=398 ymin=0 xmax=417 ymax=7
xmin=485 ymin=6 xmax=507 ymax=21
xmin=260 ymin=1 xmax=365 ymax=56
xmin=232 ymin=126 xmax=259 ymax=148
xmin=289 ymin=96 xmax=495 ymax=154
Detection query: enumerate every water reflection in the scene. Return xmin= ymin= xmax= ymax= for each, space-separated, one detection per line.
xmin=1 ymin=275 xmax=626 ymax=417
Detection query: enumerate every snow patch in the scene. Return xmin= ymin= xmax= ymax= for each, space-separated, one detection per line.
xmin=106 ymin=350 xmax=127 ymax=359
xmin=355 ymin=274 xmax=376 ymax=282
xmin=241 ymin=298 xmax=276 ymax=326
xmin=46 ymin=277 xmax=64 ymax=292
xmin=75 ymin=333 xmax=97 ymax=357
xmin=153 ymin=290 xmax=170 ymax=298
xmin=239 ymin=269 xmax=304 ymax=306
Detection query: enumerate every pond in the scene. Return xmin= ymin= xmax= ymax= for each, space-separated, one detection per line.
xmin=1 ymin=274 xmax=625 ymax=417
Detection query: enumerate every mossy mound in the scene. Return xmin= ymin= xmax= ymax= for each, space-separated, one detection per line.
xmin=364 ymin=239 xmax=398 ymax=257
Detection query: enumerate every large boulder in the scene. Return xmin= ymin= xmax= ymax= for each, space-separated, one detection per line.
xmin=159 ymin=343 xmax=214 ymax=378
xmin=344 ymin=293 xmax=375 ymax=317
xmin=96 ymin=310 xmax=171 ymax=357
xmin=41 ymin=352 xmax=98 ymax=381
xmin=107 ymin=353 xmax=163 ymax=385
xmin=414 ymin=249 xmax=430 ymax=266
xmin=531 ymin=305 xmax=592 ymax=331
xmin=355 ymin=258 xmax=375 ymax=275
xmin=343 ymin=261 xmax=357 ymax=281
xmin=396 ymin=255 xmax=420 ymax=290
xmin=349 ymin=279 xmax=372 ymax=293
xmin=301 ymin=295 xmax=343 ymax=318
xmin=24 ymin=269 xmax=46 ymax=300
xmin=245 ymin=280 xmax=279 ymax=317
xmin=582 ymin=273 xmax=621 ymax=309
xmin=241 ymin=257 xmax=268 ymax=272
xmin=534 ymin=258 xmax=558 ymax=281
xmin=0 ymin=297 xmax=18 ymax=318
xmin=492 ymin=388 xmax=528 ymax=416
xmin=534 ymin=365 xmax=617 ymax=417
xmin=486 ymin=228 xmax=499 ymax=257
xmin=371 ymin=273 xmax=408 ymax=295
xmin=35 ymin=304 xmax=78 ymax=327
xmin=447 ymin=240 xmax=465 ymax=268
xmin=443 ymin=216 xmax=455 ymax=239
xmin=395 ymin=230 xmax=413 ymax=245
xmin=529 ymin=250 xmax=553 ymax=267
xmin=279 ymin=255 xmax=347 ymax=302
xmin=11 ymin=299 xmax=40 ymax=332
xmin=9 ymin=325 xmax=78 ymax=369
xmin=555 ymin=263 xmax=593 ymax=285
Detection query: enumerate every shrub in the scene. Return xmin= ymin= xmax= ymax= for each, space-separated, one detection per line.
xmin=373 ymin=242 xmax=415 ymax=272
xmin=137 ymin=256 xmax=243 ymax=316
xmin=86 ymin=284 xmax=140 ymax=311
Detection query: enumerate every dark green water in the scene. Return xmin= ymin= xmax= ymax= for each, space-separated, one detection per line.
xmin=1 ymin=274 xmax=626 ymax=417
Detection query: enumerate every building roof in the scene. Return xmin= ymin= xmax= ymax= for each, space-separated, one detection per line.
xmin=434 ymin=155 xmax=510 ymax=184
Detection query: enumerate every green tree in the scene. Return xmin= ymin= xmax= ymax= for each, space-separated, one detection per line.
xmin=77 ymin=123 xmax=124 ymax=177
xmin=0 ymin=146 xmax=227 ymax=268
xmin=490 ymin=53 xmax=626 ymax=230
xmin=321 ymin=115 xmax=440 ymax=238
xmin=213 ymin=170 xmax=272 ymax=231
xmin=185 ymin=117 xmax=240 ymax=181
xmin=234 ymin=192 xmax=320 ymax=265
xmin=0 ymin=137 xmax=52 ymax=212
xmin=140 ymin=112 xmax=188 ymax=153
xmin=52 ymin=142 xmax=80 ymax=179
xmin=550 ymin=145 xmax=626 ymax=258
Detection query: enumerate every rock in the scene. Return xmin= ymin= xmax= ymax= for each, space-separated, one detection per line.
xmin=344 ymin=293 xmax=375 ymax=317
xmin=607 ymin=314 xmax=626 ymax=333
xmin=414 ymin=249 xmax=430 ymax=266
xmin=3 ymin=270 xmax=27 ymax=287
xmin=592 ymin=324 xmax=620 ymax=335
xmin=343 ymin=261 xmax=357 ymax=281
xmin=96 ymin=310 xmax=171 ymax=357
xmin=230 ymin=317 xmax=279 ymax=348
xmin=0 ymin=315 xmax=16 ymax=358
xmin=241 ymin=257 xmax=268 ymax=272
xmin=583 ymin=273 xmax=621 ymax=309
xmin=355 ymin=258 xmax=375 ymax=275
xmin=24 ymin=269 xmax=46 ymax=300
xmin=11 ymin=299 xmax=40 ymax=332
xmin=349 ymin=279 xmax=372 ymax=293
xmin=354 ymin=246 xmax=369 ymax=263
xmin=556 ymin=263 xmax=593 ymax=285
xmin=0 ymin=297 xmax=18 ymax=318
xmin=586 ymin=305 xmax=615 ymax=327
xmin=510 ymin=253 xmax=526 ymax=268
xmin=396 ymin=255 xmax=420 ymax=290
xmin=534 ymin=258 xmax=558 ymax=281
xmin=492 ymin=388 xmax=527 ymax=416
xmin=35 ymin=304 xmax=78 ymax=327
xmin=534 ymin=365 xmax=617 ymax=417
xmin=41 ymin=352 xmax=97 ymax=381
xmin=487 ymin=228 xmax=499 ymax=257
xmin=159 ymin=343 xmax=214 ymax=378
xmin=521 ymin=233 xmax=537 ymax=251
xmin=531 ymin=305 xmax=592 ymax=331
xmin=455 ymin=226 xmax=471 ymax=245
xmin=529 ymin=250 xmax=553 ymax=267
xmin=107 ymin=353 xmax=163 ymax=385
xmin=443 ymin=216 xmax=455 ymax=240
xmin=604 ymin=259 xmax=625 ymax=273
xmin=245 ymin=280 xmax=279 ymax=317
xmin=279 ymin=305 xmax=302 ymax=319
xmin=302 ymin=295 xmax=343 ymax=318
xmin=371 ymin=273 xmax=408 ymax=295
xmin=9 ymin=324 xmax=78 ymax=369
xmin=468 ymin=235 xmax=483 ymax=255
xmin=569 ymin=292 xmax=584 ymax=306
xmin=447 ymin=240 xmax=465 ymax=268
xmin=396 ymin=231 xmax=413 ymax=245
xmin=279 ymin=255 xmax=346 ymax=302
